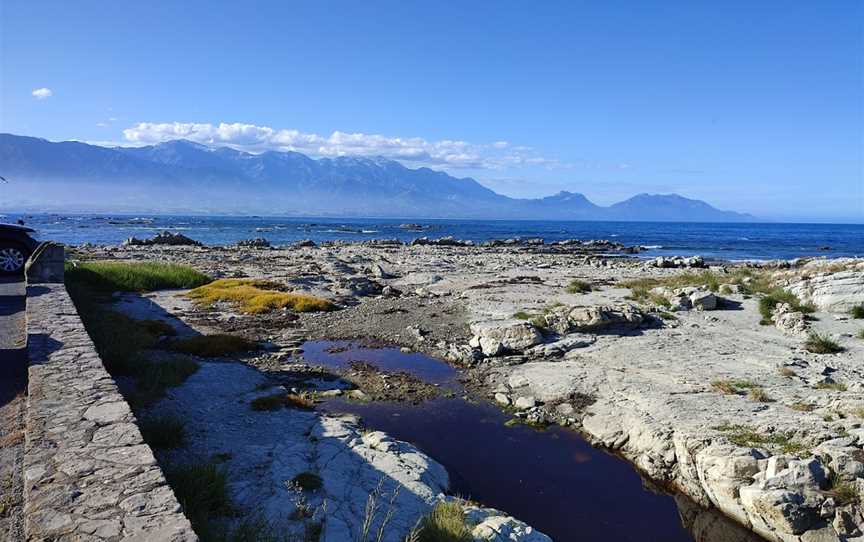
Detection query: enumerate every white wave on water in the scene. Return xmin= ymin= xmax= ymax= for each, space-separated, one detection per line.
xmin=640 ymin=245 xmax=664 ymax=249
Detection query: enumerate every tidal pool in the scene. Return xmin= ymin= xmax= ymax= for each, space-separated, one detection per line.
xmin=303 ymin=340 xmax=701 ymax=542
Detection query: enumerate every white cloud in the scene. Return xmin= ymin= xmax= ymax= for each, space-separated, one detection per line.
xmin=31 ymin=87 xmax=53 ymax=100
xmin=122 ymin=121 xmax=567 ymax=171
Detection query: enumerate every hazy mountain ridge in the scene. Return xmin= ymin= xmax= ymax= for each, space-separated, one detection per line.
xmin=0 ymin=134 xmax=754 ymax=221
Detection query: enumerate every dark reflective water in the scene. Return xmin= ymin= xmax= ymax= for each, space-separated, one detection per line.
xmin=304 ymin=340 xmax=694 ymax=542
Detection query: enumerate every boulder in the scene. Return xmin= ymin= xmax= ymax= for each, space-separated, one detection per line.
xmin=690 ymin=290 xmax=718 ymax=311
xmin=469 ymin=321 xmax=543 ymax=357
xmin=566 ymin=304 xmax=644 ymax=331
xmin=513 ymin=396 xmax=537 ymax=410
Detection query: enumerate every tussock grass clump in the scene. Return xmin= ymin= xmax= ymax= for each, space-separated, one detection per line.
xmin=66 ymin=261 xmax=211 ymax=292
xmin=714 ymin=423 xmax=808 ymax=456
xmin=413 ymin=501 xmax=473 ymax=542
xmin=815 ymin=381 xmax=848 ymax=392
xmin=512 ymin=311 xmax=533 ymax=320
xmin=164 ymin=463 xmax=233 ymax=532
xmin=187 ymin=279 xmax=335 ymax=314
xmin=139 ymin=415 xmax=186 ymax=449
xmin=790 ymin=402 xmax=815 ymax=412
xmin=827 ymin=473 xmax=861 ymax=505
xmin=748 ymin=387 xmax=773 ymax=403
xmin=758 ymin=289 xmax=816 ymax=324
xmin=565 ymin=279 xmax=592 ymax=294
xmin=850 ymin=304 xmax=864 ymax=319
xmin=804 ymin=332 xmax=844 ymax=354
xmin=290 ymin=472 xmax=323 ymax=491
xmin=169 ymin=334 xmax=257 ymax=357
xmin=711 ymin=379 xmax=759 ymax=396
xmin=858 ymin=329 xmax=864 ymax=340
xmin=777 ymin=367 xmax=797 ymax=378
xmin=251 ymin=393 xmax=315 ymax=412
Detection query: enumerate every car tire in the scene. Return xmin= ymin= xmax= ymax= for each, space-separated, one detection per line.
xmin=0 ymin=243 xmax=29 ymax=276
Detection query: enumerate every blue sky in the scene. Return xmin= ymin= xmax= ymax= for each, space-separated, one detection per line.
xmin=1 ymin=1 xmax=862 ymax=221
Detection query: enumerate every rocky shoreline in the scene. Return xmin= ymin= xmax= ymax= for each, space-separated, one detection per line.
xmin=69 ymin=236 xmax=864 ymax=541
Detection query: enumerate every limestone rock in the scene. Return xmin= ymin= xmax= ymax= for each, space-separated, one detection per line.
xmin=469 ymin=321 xmax=543 ymax=357
xmin=566 ymin=304 xmax=644 ymax=331
xmin=787 ymin=270 xmax=864 ymax=313
xmin=772 ymin=302 xmax=810 ymax=336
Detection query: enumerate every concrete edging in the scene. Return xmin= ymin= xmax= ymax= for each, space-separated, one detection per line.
xmin=22 ymin=251 xmax=197 ymax=541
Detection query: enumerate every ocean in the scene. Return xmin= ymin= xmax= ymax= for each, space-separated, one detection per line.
xmin=6 ymin=213 xmax=863 ymax=262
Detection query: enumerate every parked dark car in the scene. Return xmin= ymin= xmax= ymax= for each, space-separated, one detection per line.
xmin=0 ymin=224 xmax=39 ymax=275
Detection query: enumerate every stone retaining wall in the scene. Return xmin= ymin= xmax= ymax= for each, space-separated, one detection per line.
xmin=23 ymin=283 xmax=197 ymax=541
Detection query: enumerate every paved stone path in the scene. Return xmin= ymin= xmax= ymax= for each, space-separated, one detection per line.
xmin=0 ymin=277 xmax=26 ymax=541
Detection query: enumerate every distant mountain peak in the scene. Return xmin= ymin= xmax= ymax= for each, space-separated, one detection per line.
xmin=0 ymin=134 xmax=755 ymax=221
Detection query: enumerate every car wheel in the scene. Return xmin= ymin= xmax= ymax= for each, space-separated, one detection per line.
xmin=0 ymin=244 xmax=28 ymax=275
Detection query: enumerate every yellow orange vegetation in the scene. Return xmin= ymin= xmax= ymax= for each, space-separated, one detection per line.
xmin=186 ymin=279 xmax=335 ymax=314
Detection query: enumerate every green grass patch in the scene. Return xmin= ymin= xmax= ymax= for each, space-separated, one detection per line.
xmin=850 ymin=304 xmax=864 ymax=319
xmin=758 ymin=289 xmax=816 ymax=324
xmin=858 ymin=329 xmax=864 ymax=340
xmin=804 ymin=332 xmax=844 ymax=354
xmin=790 ymin=401 xmax=815 ymax=412
xmin=169 ymin=334 xmax=257 ymax=357
xmin=512 ymin=311 xmax=533 ymax=320
xmin=66 ymin=261 xmax=211 ymax=292
xmin=164 ymin=462 xmax=233 ymax=532
xmin=251 ymin=393 xmax=315 ymax=411
xmin=187 ymin=279 xmax=335 ymax=314
xmin=565 ymin=279 xmax=592 ymax=294
xmin=413 ymin=501 xmax=472 ymax=542
xmin=658 ymin=311 xmax=678 ymax=321
xmin=139 ymin=415 xmax=186 ymax=449
xmin=621 ymin=268 xmax=774 ymax=306
xmin=714 ymin=423 xmax=808 ymax=456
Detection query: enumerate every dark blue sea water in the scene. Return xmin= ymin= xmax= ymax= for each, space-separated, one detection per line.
xmin=5 ymin=213 xmax=863 ymax=261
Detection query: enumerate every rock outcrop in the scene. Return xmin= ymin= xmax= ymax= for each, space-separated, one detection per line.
xmin=786 ymin=270 xmax=864 ymax=314
xmin=123 ymin=231 xmax=203 ymax=247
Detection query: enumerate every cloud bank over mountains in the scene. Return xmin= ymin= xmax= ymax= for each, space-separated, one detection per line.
xmin=122 ymin=121 xmax=566 ymax=171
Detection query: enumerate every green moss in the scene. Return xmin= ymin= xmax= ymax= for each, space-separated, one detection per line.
xmin=66 ymin=261 xmax=211 ymax=292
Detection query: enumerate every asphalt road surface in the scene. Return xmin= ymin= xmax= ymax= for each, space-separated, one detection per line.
xmin=0 ymin=277 xmax=26 ymax=403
